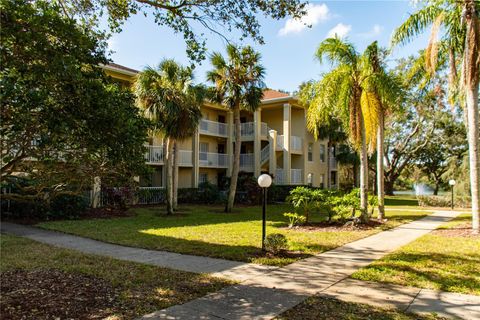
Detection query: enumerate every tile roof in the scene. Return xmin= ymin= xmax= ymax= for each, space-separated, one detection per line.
xmin=107 ymin=63 xmax=139 ymax=74
xmin=262 ymin=89 xmax=291 ymax=100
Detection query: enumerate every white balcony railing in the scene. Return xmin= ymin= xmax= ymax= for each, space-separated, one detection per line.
xmin=275 ymin=169 xmax=285 ymax=185
xmin=261 ymin=122 xmax=268 ymax=137
xmin=199 ymin=119 xmax=228 ymax=137
xmin=240 ymin=122 xmax=254 ymax=137
xmin=145 ymin=145 xmax=164 ymax=164
xmin=178 ymin=150 xmax=193 ymax=166
xmin=329 ymin=155 xmax=338 ymax=170
xmin=291 ymin=169 xmax=303 ymax=185
xmin=276 ymin=135 xmax=284 ymax=150
xmin=291 ymin=136 xmax=303 ymax=152
xmin=240 ymin=153 xmax=254 ymax=171
xmin=199 ymin=152 xmax=229 ymax=168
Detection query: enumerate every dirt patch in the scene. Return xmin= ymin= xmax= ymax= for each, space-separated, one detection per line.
xmin=280 ymin=220 xmax=385 ymax=233
xmin=0 ymin=269 xmax=123 ymax=320
xmin=432 ymin=223 xmax=479 ymax=238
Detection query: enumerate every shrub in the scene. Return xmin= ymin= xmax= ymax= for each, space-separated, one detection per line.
xmin=417 ymin=195 xmax=471 ymax=208
xmin=102 ymin=187 xmax=134 ymax=210
xmin=287 ymin=186 xmax=315 ymax=223
xmin=48 ymin=194 xmax=89 ymax=219
xmin=198 ymin=181 xmax=223 ymax=204
xmin=283 ymin=212 xmax=306 ymax=228
xmin=265 ymin=233 xmax=288 ymax=254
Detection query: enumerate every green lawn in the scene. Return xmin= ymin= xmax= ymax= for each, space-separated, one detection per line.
xmin=0 ymin=234 xmax=231 ymax=319
xmin=351 ymin=214 xmax=480 ymax=295
xmin=38 ymin=203 xmax=430 ymax=266
xmin=277 ymin=295 xmax=444 ymax=320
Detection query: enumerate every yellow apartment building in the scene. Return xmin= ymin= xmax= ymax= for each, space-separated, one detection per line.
xmin=103 ymin=63 xmax=339 ymax=189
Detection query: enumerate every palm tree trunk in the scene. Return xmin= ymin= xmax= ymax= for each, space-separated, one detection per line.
xmin=326 ymin=142 xmax=331 ymax=188
xmin=465 ymin=2 xmax=480 ymax=233
xmin=225 ymin=106 xmax=241 ymax=212
xmin=377 ymin=112 xmax=385 ymax=220
xmin=173 ymin=141 xmax=179 ymax=210
xmin=165 ymin=137 xmax=174 ymax=215
xmin=359 ymin=112 xmax=369 ymax=222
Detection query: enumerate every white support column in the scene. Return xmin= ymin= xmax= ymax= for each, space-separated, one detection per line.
xmin=253 ymin=109 xmax=262 ymax=177
xmin=226 ymin=111 xmax=234 ymax=177
xmin=92 ymin=176 xmax=101 ymax=208
xmin=192 ymin=130 xmax=200 ymax=188
xmin=268 ymin=129 xmax=277 ymax=176
xmin=283 ymin=103 xmax=291 ymax=184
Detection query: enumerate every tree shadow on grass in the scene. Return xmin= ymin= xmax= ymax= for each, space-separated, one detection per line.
xmin=356 ymin=252 xmax=480 ymax=295
xmin=385 ymin=197 xmax=419 ymax=207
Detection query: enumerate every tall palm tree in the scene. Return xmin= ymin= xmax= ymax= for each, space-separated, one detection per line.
xmin=363 ymin=42 xmax=403 ymax=220
xmin=207 ymin=44 xmax=265 ymax=213
xmin=135 ymin=59 xmax=202 ymax=215
xmin=300 ymin=38 xmax=379 ymax=222
xmin=392 ymin=0 xmax=480 ymax=233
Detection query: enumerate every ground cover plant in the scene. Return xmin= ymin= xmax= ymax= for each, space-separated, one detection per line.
xmin=351 ymin=214 xmax=480 ymax=295
xmin=39 ymin=201 xmax=430 ymax=266
xmin=277 ymin=295 xmax=445 ymax=320
xmin=0 ymin=234 xmax=231 ymax=319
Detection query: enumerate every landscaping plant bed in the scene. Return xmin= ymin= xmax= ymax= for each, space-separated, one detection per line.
xmin=431 ymin=222 xmax=479 ymax=238
xmin=281 ymin=220 xmax=387 ymax=232
xmin=1 ymin=269 xmax=121 ymax=320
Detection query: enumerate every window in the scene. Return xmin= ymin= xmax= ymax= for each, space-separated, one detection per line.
xmin=331 ymin=171 xmax=337 ymax=187
xmin=320 ymin=144 xmax=326 ymax=162
xmin=308 ymin=143 xmax=313 ymax=162
xmin=199 ymin=173 xmax=208 ymax=184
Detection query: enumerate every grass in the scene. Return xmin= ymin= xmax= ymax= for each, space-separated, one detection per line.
xmin=277 ymin=295 xmax=445 ymax=320
xmin=351 ymin=214 xmax=480 ymax=295
xmin=0 ymin=234 xmax=232 ymax=319
xmin=38 ymin=203 xmax=430 ymax=266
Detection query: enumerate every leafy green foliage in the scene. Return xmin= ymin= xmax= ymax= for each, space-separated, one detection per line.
xmin=265 ymin=233 xmax=288 ymax=255
xmin=1 ymin=0 xmax=150 ymax=206
xmin=283 ymin=212 xmax=306 ymax=228
xmin=56 ymin=0 xmax=307 ymax=64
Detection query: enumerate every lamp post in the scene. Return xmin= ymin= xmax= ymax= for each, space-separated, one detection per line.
xmin=448 ymin=179 xmax=456 ymax=210
xmin=257 ymin=174 xmax=272 ymax=251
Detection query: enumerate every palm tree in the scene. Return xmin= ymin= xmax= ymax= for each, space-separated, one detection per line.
xmin=363 ymin=42 xmax=403 ymax=220
xmin=391 ymin=0 xmax=480 ymax=233
xmin=135 ymin=59 xmax=202 ymax=215
xmin=300 ymin=38 xmax=380 ymax=222
xmin=207 ymin=44 xmax=265 ymax=213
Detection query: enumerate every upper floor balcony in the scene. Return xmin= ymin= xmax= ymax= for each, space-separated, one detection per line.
xmin=276 ymin=135 xmax=303 ymax=153
xmin=199 ymin=152 xmax=228 ymax=168
xmin=199 ymin=119 xmax=228 ymax=138
xmin=145 ymin=145 xmax=192 ymax=166
xmin=329 ymin=155 xmax=338 ymax=170
xmin=237 ymin=122 xmax=269 ymax=140
xmin=240 ymin=153 xmax=254 ymax=172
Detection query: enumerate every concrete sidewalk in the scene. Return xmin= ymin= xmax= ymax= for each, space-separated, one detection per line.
xmin=0 ymin=222 xmax=277 ymax=282
xmin=3 ymin=210 xmax=477 ymax=319
xmin=142 ymin=210 xmax=477 ymax=319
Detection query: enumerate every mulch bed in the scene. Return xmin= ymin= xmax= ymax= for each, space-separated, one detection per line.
xmin=432 ymin=223 xmax=479 ymax=238
xmin=0 ymin=269 xmax=122 ymax=320
xmin=280 ymin=220 xmax=385 ymax=232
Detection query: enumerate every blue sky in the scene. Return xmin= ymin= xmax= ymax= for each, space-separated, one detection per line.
xmin=107 ymin=1 xmax=430 ymax=92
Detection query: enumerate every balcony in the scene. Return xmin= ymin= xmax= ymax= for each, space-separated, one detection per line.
xmin=145 ymin=145 xmax=164 ymax=164
xmin=291 ymin=169 xmax=303 ymax=185
xmin=290 ymin=136 xmax=303 ymax=153
xmin=178 ymin=150 xmax=193 ymax=166
xmin=329 ymin=155 xmax=338 ymax=170
xmin=275 ymin=169 xmax=285 ymax=185
xmin=240 ymin=153 xmax=254 ymax=172
xmin=235 ymin=122 xmax=268 ymax=140
xmin=199 ymin=119 xmax=228 ymax=137
xmin=276 ymin=135 xmax=284 ymax=151
xmin=199 ymin=152 xmax=229 ymax=168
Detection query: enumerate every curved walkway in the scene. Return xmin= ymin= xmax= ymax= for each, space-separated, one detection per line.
xmin=2 ymin=210 xmax=479 ymax=319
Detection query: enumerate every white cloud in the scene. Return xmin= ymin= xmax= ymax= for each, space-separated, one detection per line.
xmin=326 ymin=23 xmax=352 ymax=39
xmin=359 ymin=24 xmax=384 ymax=38
xmin=278 ymin=3 xmax=330 ymax=36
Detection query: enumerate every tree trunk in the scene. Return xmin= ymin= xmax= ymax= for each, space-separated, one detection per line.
xmin=165 ymin=137 xmax=174 ymax=215
xmin=359 ymin=112 xmax=369 ymax=222
xmin=465 ymin=1 xmax=480 ymax=234
xmin=326 ymin=142 xmax=331 ymax=188
xmin=225 ymin=106 xmax=241 ymax=212
xmin=377 ymin=112 xmax=385 ymax=219
xmin=385 ymin=179 xmax=395 ymax=196
xmin=173 ymin=141 xmax=179 ymax=210
xmin=433 ymin=183 xmax=439 ymax=196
